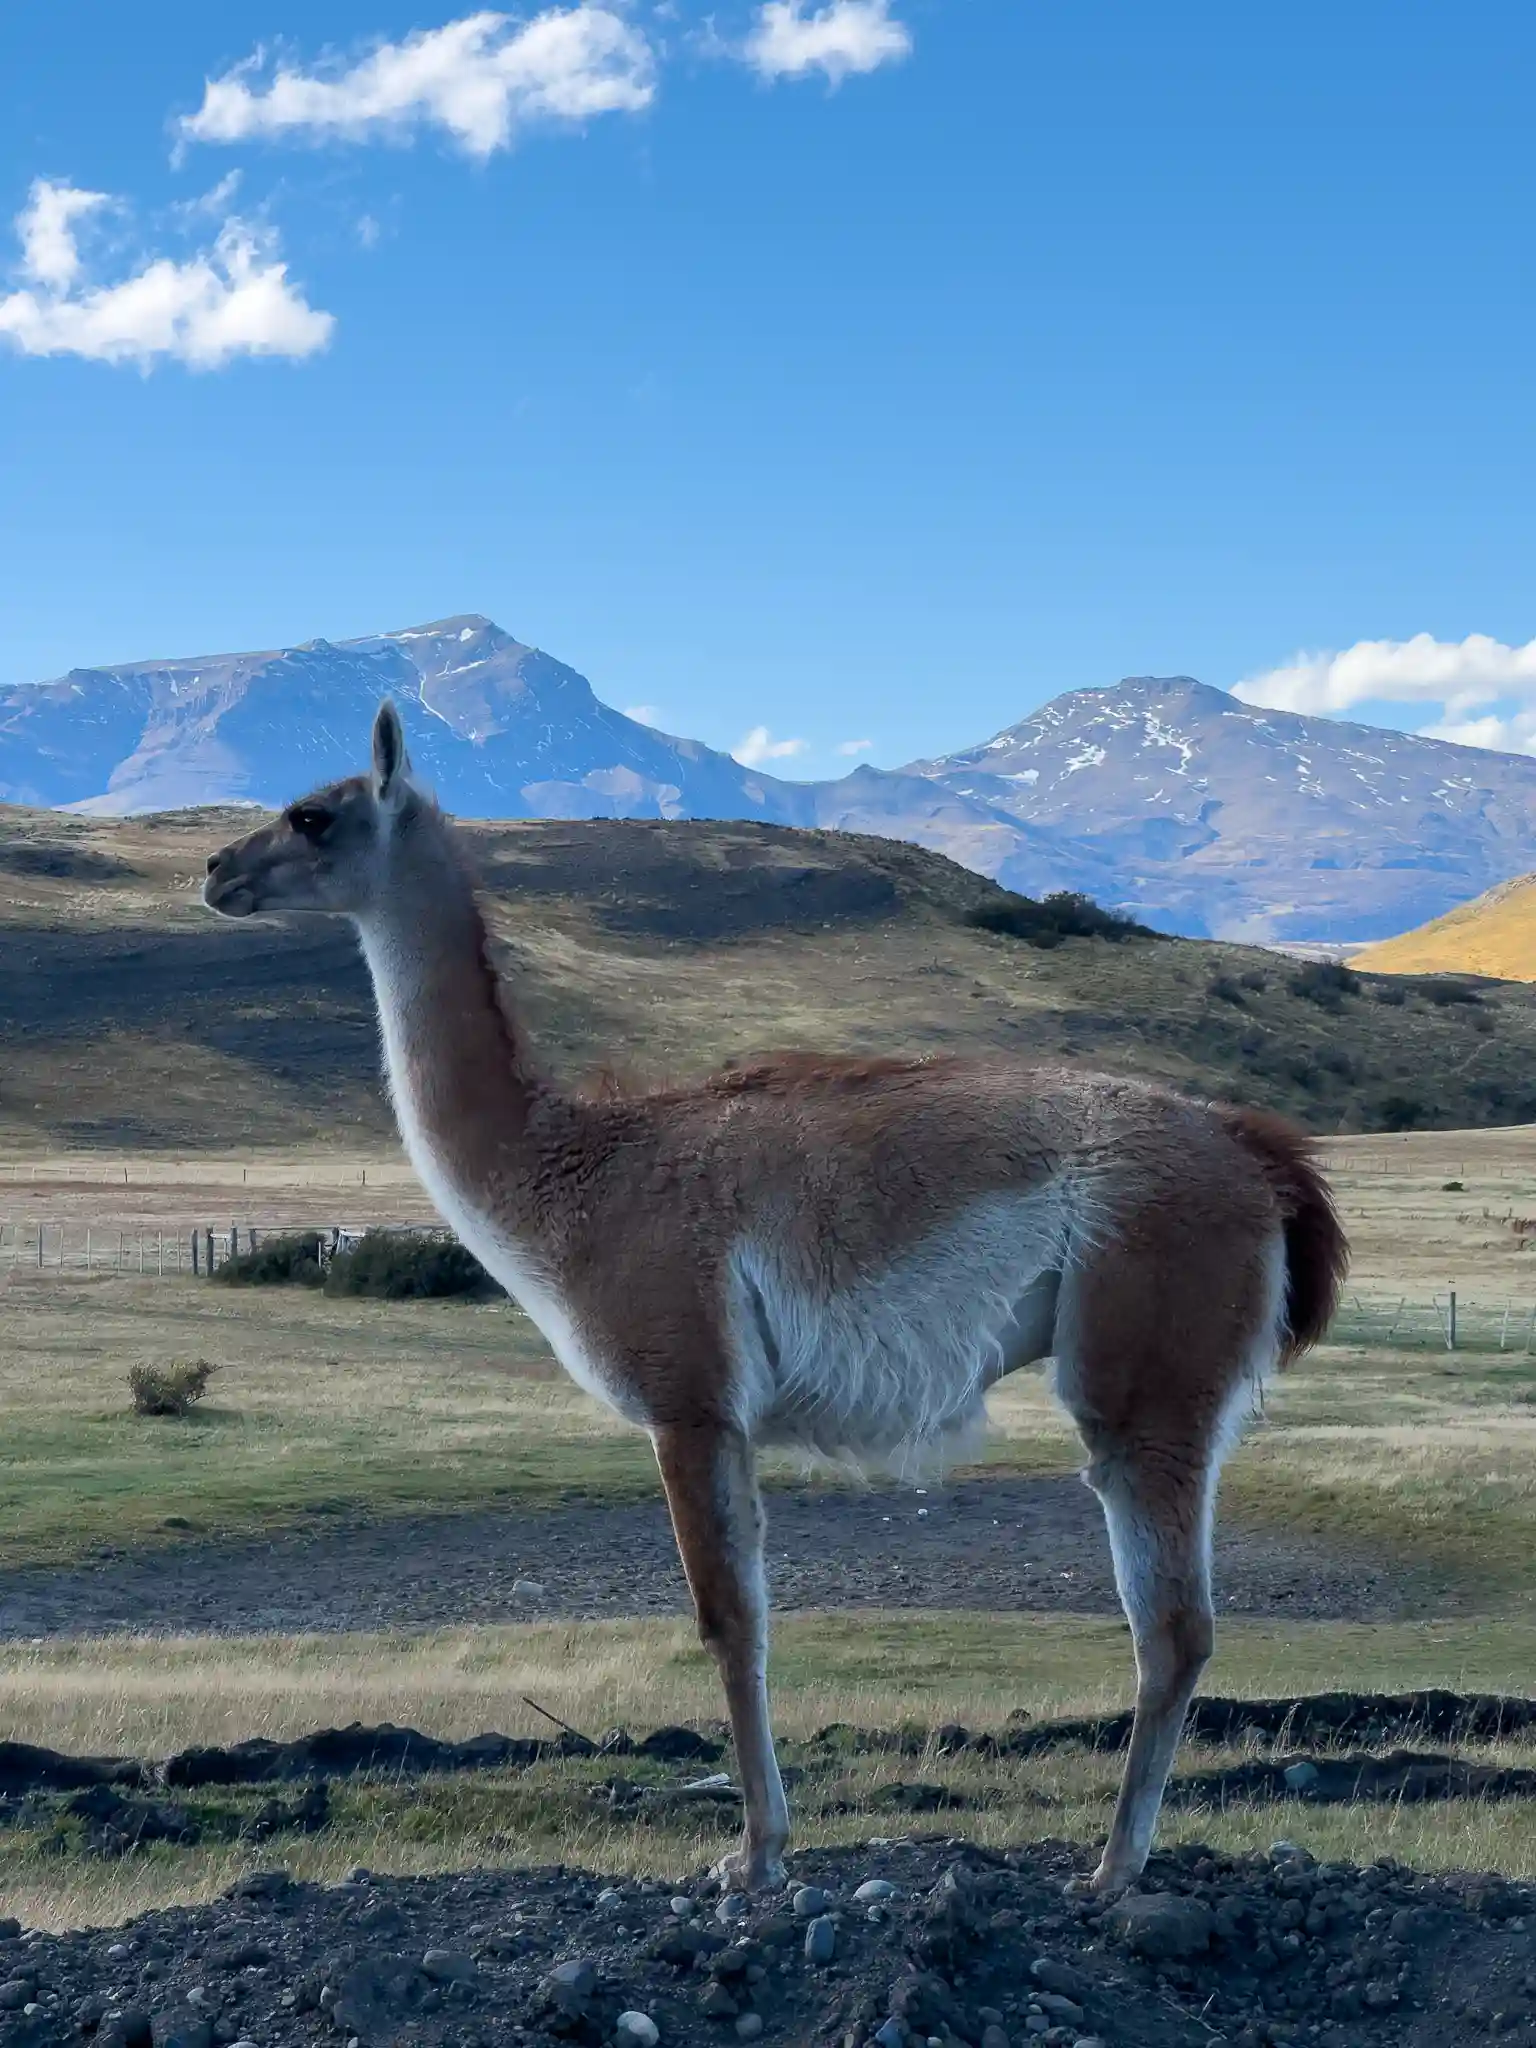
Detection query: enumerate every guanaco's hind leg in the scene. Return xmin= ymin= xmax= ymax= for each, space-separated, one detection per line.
xmin=652 ymin=1422 xmax=789 ymax=1891
xmin=1081 ymin=1442 xmax=1217 ymax=1890
xmin=1057 ymin=1225 xmax=1283 ymax=1892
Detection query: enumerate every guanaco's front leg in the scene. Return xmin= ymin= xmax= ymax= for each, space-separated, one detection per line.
xmin=652 ymin=1421 xmax=789 ymax=1891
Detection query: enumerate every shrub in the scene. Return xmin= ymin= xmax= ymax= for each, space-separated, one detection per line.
xmin=1376 ymin=1093 xmax=1425 ymax=1132
xmin=1238 ymin=968 xmax=1267 ymax=992
xmin=1409 ymin=977 xmax=1484 ymax=1007
xmin=214 ymin=1232 xmax=324 ymax=1287
xmin=324 ymin=1231 xmax=501 ymax=1301
xmin=1207 ymin=974 xmax=1246 ymax=1005
xmin=1289 ymin=959 xmax=1361 ymax=1009
xmin=965 ymin=890 xmax=1157 ymax=947
xmin=129 ymin=1360 xmax=215 ymax=1417
xmin=1373 ymin=983 xmax=1407 ymax=1006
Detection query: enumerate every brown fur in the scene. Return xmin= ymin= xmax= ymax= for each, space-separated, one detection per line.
xmin=202 ymin=709 xmax=1353 ymax=1898
xmin=1220 ymin=1106 xmax=1348 ymax=1360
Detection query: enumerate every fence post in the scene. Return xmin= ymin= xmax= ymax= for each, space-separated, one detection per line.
xmin=1449 ymin=1289 xmax=1457 ymax=1352
xmin=191 ymin=1231 xmax=199 ymax=1277
xmin=36 ymin=1225 xmax=42 ymax=1270
xmin=206 ymin=1227 xmax=214 ymax=1274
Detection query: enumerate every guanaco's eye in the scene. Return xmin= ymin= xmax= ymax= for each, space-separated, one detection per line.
xmin=287 ymin=804 xmax=334 ymax=840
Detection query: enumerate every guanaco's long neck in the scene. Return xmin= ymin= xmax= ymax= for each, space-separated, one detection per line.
xmin=353 ymin=814 xmax=551 ymax=1236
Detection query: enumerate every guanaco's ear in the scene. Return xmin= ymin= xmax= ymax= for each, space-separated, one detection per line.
xmin=371 ymin=701 xmax=411 ymax=804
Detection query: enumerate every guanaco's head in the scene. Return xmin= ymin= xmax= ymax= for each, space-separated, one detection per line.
xmin=203 ymin=701 xmax=418 ymax=921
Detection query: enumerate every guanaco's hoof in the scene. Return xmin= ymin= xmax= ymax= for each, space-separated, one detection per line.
xmin=713 ymin=1848 xmax=786 ymax=1894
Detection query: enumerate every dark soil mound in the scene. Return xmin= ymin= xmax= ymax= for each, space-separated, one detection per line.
xmin=4 ymin=1837 xmax=1535 ymax=2048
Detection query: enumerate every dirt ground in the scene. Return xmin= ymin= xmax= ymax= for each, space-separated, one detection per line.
xmin=0 ymin=1474 xmax=1415 ymax=1643
xmin=3 ymin=1833 xmax=1534 ymax=2048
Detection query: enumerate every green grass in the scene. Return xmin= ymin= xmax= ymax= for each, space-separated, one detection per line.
xmin=8 ymin=1610 xmax=1536 ymax=1928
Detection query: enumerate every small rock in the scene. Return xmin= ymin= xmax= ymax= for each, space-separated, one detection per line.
xmin=161 ymin=2025 xmax=214 ymax=2048
xmin=1037 ymin=1994 xmax=1085 ymax=2026
xmin=511 ymin=1578 xmax=545 ymax=1598
xmin=615 ymin=2015 xmax=660 ymax=2048
xmin=1109 ymin=1891 xmax=1214 ymax=1961
xmin=735 ymin=2017 xmax=764 ymax=2042
xmin=596 ymin=1888 xmax=625 ymax=1911
xmin=981 ymin=2029 xmax=1009 ymax=2048
xmin=98 ymin=2010 xmax=154 ymax=2048
xmin=549 ymin=1959 xmax=598 ymax=2000
xmin=791 ymin=1886 xmax=832 ymax=1919
xmin=715 ymin=1895 xmax=750 ymax=1926
xmin=1032 ymin=1960 xmax=1084 ymax=2000
xmin=1283 ymin=1761 xmax=1320 ymax=1792
xmin=854 ymin=1880 xmax=899 ymax=1903
xmin=873 ymin=2024 xmax=907 ymax=2048
xmin=670 ymin=1897 xmax=696 ymax=1918
xmin=700 ymin=1982 xmax=740 ymax=2019
xmin=804 ymin=1916 xmax=836 ymax=1966
xmin=1073 ymin=2039 xmax=1109 ymax=2048
xmin=0 ymin=1983 xmax=34 ymax=2012
xmin=106 ymin=1947 xmax=130 ymax=1962
xmin=422 ymin=1950 xmax=478 ymax=1986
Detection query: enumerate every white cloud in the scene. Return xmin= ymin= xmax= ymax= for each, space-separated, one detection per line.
xmin=733 ymin=725 xmax=808 ymax=767
xmin=1235 ymin=634 xmax=1536 ymax=718
xmin=180 ymin=7 xmax=656 ymax=159
xmin=744 ymin=0 xmax=912 ymax=84
xmin=836 ymin=737 xmax=873 ymax=755
xmin=0 ymin=179 xmax=334 ymax=369
xmin=1235 ymin=632 xmax=1536 ymax=757
xmin=17 ymin=180 xmax=108 ymax=290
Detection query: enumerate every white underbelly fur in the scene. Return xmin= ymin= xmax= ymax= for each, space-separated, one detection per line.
xmin=728 ymin=1189 xmax=1071 ymax=1468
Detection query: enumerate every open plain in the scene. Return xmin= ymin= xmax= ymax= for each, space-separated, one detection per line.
xmin=6 ymin=813 xmax=1536 ymax=2042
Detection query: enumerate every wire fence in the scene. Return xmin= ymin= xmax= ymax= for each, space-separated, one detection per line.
xmin=0 ymin=1221 xmax=427 ymax=1278
xmin=1332 ymin=1293 xmax=1536 ymax=1355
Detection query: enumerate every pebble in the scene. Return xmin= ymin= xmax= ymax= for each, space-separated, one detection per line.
xmin=511 ymin=1578 xmax=545 ymax=1598
xmin=735 ymin=2016 xmax=764 ymax=2041
xmin=670 ymin=1896 xmax=696 ymax=1917
xmin=615 ymin=2014 xmax=660 ymax=2048
xmin=1032 ymin=1959 xmax=1084 ymax=1999
xmin=853 ymin=1879 xmax=899 ymax=1902
xmin=1108 ymin=1890 xmax=1214 ymax=1960
xmin=873 ymin=2025 xmax=906 ymax=2048
xmin=981 ymin=2028 xmax=1009 ymax=2048
xmin=1073 ymin=2039 xmax=1108 ymax=2048
xmin=548 ymin=1958 xmax=597 ymax=1998
xmin=791 ymin=1885 xmax=832 ymax=1918
xmin=1283 ymin=1760 xmax=1320 ymax=1791
xmin=421 ymin=1949 xmax=478 ymax=1986
xmin=700 ymin=1981 xmax=740 ymax=2019
xmin=716 ymin=1894 xmax=750 ymax=1926
xmin=804 ymin=1915 xmax=836 ymax=1965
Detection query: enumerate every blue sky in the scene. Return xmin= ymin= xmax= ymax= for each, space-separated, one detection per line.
xmin=3 ymin=1 xmax=1536 ymax=775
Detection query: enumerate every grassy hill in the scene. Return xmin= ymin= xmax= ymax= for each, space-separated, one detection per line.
xmin=1354 ymin=871 xmax=1536 ymax=982
xmin=3 ymin=802 xmax=1535 ymax=1149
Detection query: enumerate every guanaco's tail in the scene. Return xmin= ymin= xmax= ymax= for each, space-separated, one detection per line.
xmin=1220 ymin=1106 xmax=1349 ymax=1362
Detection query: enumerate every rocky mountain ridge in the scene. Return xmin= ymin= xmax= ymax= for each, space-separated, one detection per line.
xmin=7 ymin=619 xmax=1536 ymax=940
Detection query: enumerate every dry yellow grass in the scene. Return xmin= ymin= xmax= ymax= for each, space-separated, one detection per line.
xmin=1355 ymin=871 xmax=1536 ymax=980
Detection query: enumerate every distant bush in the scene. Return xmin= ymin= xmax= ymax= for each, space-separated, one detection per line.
xmin=214 ymin=1232 xmax=324 ymax=1287
xmin=1373 ymin=983 xmax=1407 ymax=1007
xmin=1238 ymin=969 xmax=1267 ymax=992
xmin=1289 ymin=960 xmax=1361 ymax=1009
xmin=966 ymin=891 xmax=1157 ymax=948
xmin=1408 ymin=977 xmax=1484 ymax=1007
xmin=1207 ymin=974 xmax=1246 ymax=1005
xmin=1376 ymin=1093 xmax=1425 ymax=1132
xmin=324 ymin=1231 xmax=501 ymax=1301
xmin=129 ymin=1360 xmax=215 ymax=1417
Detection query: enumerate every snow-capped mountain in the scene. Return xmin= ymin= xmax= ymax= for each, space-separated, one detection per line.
xmin=908 ymin=674 xmax=1536 ymax=940
xmin=7 ymin=625 xmax=1536 ymax=941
